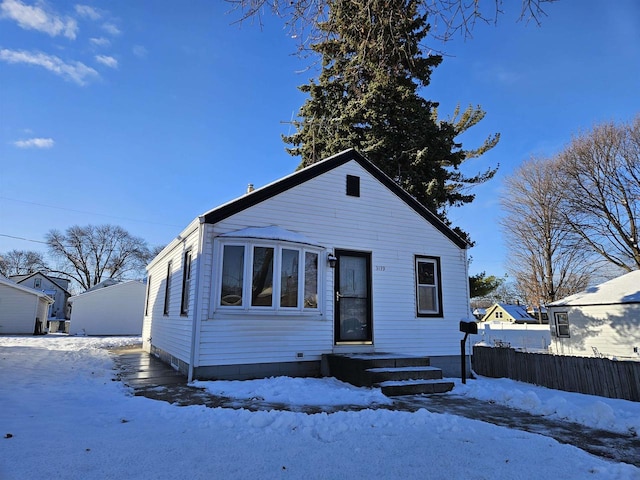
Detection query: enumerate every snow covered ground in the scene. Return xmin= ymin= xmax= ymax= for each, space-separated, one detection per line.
xmin=1 ymin=335 xmax=638 ymax=480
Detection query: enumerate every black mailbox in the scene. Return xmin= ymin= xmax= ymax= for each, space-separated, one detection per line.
xmin=459 ymin=320 xmax=478 ymax=335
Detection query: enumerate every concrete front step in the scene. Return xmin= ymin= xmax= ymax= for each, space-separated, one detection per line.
xmin=323 ymin=353 xmax=454 ymax=396
xmin=378 ymin=379 xmax=455 ymax=396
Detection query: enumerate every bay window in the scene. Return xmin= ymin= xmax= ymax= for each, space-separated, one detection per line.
xmin=218 ymin=241 xmax=320 ymax=313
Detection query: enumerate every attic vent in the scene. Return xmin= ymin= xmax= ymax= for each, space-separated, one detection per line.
xmin=246 ymin=184 xmax=254 ymax=194
xmin=346 ymin=175 xmax=360 ymax=197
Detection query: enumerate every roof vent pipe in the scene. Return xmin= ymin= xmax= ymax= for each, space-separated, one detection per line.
xmin=246 ymin=183 xmax=254 ymax=194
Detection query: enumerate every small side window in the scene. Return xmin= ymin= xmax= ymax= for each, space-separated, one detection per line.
xmin=180 ymin=250 xmax=193 ymax=316
xmin=555 ymin=312 xmax=570 ymax=338
xmin=163 ymin=261 xmax=172 ymax=316
xmin=415 ymin=256 xmax=442 ymax=317
xmin=144 ymin=276 xmax=151 ymax=316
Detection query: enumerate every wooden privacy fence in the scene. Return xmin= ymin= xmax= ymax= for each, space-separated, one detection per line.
xmin=472 ymin=346 xmax=640 ymax=402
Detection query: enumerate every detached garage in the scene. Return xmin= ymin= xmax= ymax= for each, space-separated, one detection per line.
xmin=548 ymin=270 xmax=640 ymax=360
xmin=0 ymin=276 xmax=53 ymax=334
xmin=68 ymin=280 xmax=146 ymax=336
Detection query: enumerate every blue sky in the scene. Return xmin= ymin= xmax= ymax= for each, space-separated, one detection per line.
xmin=1 ymin=0 xmax=639 ymax=278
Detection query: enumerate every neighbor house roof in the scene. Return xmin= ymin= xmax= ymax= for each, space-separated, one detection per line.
xmin=0 ymin=276 xmax=55 ymax=303
xmin=10 ymin=271 xmax=71 ymax=294
xmin=483 ymin=303 xmax=533 ymax=322
xmin=549 ymin=270 xmax=640 ymax=307
xmin=201 ymin=149 xmax=468 ymax=250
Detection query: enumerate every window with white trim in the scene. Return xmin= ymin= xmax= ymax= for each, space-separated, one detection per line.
xmin=415 ymin=256 xmax=442 ymax=317
xmin=218 ymin=241 xmax=320 ymax=313
xmin=554 ymin=312 xmax=570 ymax=338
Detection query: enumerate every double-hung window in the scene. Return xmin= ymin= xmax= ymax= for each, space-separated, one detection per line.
xmin=554 ymin=312 xmax=570 ymax=337
xmin=180 ymin=250 xmax=192 ymax=315
xmin=415 ymin=256 xmax=443 ymax=317
xmin=163 ymin=261 xmax=172 ymax=315
xmin=218 ymin=241 xmax=320 ymax=313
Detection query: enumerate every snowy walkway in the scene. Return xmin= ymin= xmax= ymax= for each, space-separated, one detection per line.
xmin=112 ymin=346 xmax=640 ymax=467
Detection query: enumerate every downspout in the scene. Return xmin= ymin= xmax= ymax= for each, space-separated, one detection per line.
xmin=187 ymin=217 xmax=206 ymax=383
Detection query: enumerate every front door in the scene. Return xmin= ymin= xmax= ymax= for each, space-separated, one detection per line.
xmin=334 ymin=250 xmax=372 ymax=343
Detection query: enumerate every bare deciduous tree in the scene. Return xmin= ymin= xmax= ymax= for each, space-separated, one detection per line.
xmin=0 ymin=250 xmax=47 ymax=277
xmin=501 ymin=157 xmax=593 ymax=307
xmin=557 ymin=116 xmax=640 ymax=272
xmin=226 ymin=0 xmax=554 ymax=48
xmin=46 ymin=225 xmax=152 ymax=291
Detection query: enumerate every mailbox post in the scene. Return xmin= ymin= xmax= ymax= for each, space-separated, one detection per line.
xmin=459 ymin=320 xmax=478 ymax=384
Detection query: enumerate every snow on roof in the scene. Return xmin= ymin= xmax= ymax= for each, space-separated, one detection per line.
xmin=219 ymin=226 xmax=324 ymax=247
xmin=0 ymin=276 xmax=54 ymax=303
xmin=500 ymin=303 xmax=533 ymax=320
xmin=549 ymin=269 xmax=640 ymax=307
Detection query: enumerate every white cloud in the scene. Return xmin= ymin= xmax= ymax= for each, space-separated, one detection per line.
xmin=0 ymin=48 xmax=99 ymax=85
xmin=101 ymin=22 xmax=120 ymax=35
xmin=74 ymin=4 xmax=101 ymax=20
xmin=0 ymin=0 xmax=78 ymax=40
xmin=132 ymin=45 xmax=147 ymax=58
xmin=95 ymin=54 xmax=117 ymax=68
xmin=90 ymin=36 xmax=110 ymax=47
xmin=13 ymin=137 xmax=55 ymax=148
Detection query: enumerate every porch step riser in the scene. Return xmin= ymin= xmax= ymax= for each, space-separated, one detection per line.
xmin=381 ymin=382 xmax=455 ymax=396
xmin=368 ymin=369 xmax=444 ymax=383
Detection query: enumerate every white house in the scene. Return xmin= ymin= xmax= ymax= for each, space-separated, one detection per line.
xmin=143 ymin=149 xmax=472 ymax=381
xmin=10 ymin=271 xmax=71 ymax=321
xmin=548 ymin=270 xmax=640 ymax=360
xmin=0 ymin=276 xmax=53 ymax=334
xmin=68 ymin=280 xmax=146 ymax=336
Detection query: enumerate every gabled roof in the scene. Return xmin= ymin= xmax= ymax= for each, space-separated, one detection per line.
xmin=483 ymin=303 xmax=533 ymax=322
xmin=201 ymin=149 xmax=468 ymax=249
xmin=0 ymin=276 xmax=54 ymax=303
xmin=549 ymin=270 xmax=640 ymax=307
xmin=10 ymin=271 xmax=71 ymax=294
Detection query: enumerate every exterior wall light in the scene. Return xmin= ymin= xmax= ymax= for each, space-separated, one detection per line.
xmin=327 ymin=253 xmax=337 ymax=268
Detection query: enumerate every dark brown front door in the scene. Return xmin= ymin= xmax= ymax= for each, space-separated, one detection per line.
xmin=334 ymin=250 xmax=372 ymax=343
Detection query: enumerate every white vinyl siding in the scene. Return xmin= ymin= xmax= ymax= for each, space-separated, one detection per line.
xmin=0 ymin=283 xmax=51 ymax=334
xmin=195 ymin=160 xmax=468 ymax=367
xmin=143 ymin=221 xmax=201 ymax=364
xmin=68 ymin=281 xmax=145 ymax=336
xmin=549 ymin=303 xmax=640 ymax=359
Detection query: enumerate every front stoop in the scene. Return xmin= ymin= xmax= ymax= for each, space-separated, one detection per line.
xmin=323 ymin=353 xmax=454 ymax=396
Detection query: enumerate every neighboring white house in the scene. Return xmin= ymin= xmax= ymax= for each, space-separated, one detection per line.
xmin=68 ymin=280 xmax=146 ymax=336
xmin=143 ymin=149 xmax=472 ymax=381
xmin=0 ymin=276 xmax=53 ymax=334
xmin=10 ymin=271 xmax=71 ymax=320
xmin=548 ymin=270 xmax=640 ymax=360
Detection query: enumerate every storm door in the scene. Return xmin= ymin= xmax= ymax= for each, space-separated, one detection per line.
xmin=334 ymin=250 xmax=372 ymax=343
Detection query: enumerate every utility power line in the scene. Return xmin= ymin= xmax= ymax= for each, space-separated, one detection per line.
xmin=0 ymin=196 xmax=182 ymax=228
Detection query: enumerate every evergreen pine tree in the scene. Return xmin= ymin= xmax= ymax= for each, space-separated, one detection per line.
xmin=283 ymin=0 xmax=498 ymax=240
